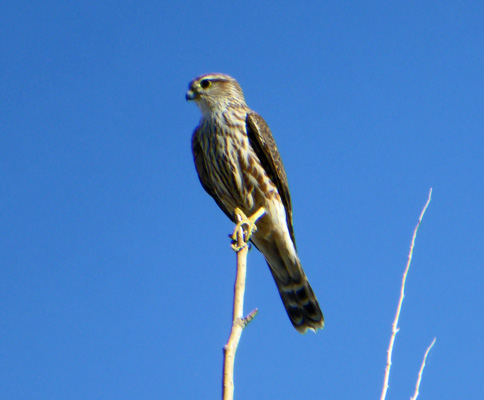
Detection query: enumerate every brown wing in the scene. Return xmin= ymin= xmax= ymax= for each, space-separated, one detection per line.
xmin=246 ymin=113 xmax=296 ymax=246
xmin=192 ymin=128 xmax=234 ymax=222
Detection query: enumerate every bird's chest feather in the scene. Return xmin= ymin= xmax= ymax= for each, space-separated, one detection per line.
xmin=199 ymin=116 xmax=275 ymax=211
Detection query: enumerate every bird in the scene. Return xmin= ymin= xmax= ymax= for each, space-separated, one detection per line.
xmin=187 ymin=73 xmax=324 ymax=333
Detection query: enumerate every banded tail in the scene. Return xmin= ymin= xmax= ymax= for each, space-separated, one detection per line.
xmin=266 ymin=255 xmax=324 ymax=333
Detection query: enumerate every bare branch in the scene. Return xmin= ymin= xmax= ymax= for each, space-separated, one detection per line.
xmin=410 ymin=338 xmax=436 ymax=400
xmin=222 ymin=208 xmax=264 ymax=400
xmin=380 ymin=188 xmax=433 ymax=400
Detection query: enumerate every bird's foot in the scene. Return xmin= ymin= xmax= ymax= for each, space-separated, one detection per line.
xmin=230 ymin=207 xmax=265 ymax=251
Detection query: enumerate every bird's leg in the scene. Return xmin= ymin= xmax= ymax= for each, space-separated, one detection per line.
xmin=230 ymin=207 xmax=266 ymax=251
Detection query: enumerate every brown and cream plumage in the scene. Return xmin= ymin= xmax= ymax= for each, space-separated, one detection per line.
xmin=187 ymin=73 xmax=324 ymax=333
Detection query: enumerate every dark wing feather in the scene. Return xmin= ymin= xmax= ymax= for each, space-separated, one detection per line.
xmin=246 ymin=113 xmax=296 ymax=246
xmin=192 ymin=128 xmax=234 ymax=222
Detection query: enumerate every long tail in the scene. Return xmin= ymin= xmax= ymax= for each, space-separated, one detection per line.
xmin=266 ymin=256 xmax=324 ymax=334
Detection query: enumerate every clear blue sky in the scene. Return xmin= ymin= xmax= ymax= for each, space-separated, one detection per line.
xmin=2 ymin=1 xmax=483 ymax=399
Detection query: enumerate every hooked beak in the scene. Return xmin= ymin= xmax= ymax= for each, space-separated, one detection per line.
xmin=186 ymin=90 xmax=197 ymax=101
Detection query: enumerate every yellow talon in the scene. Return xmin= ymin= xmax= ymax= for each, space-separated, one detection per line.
xmin=230 ymin=207 xmax=265 ymax=251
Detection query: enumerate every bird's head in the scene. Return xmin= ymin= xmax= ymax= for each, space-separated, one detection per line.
xmin=186 ymin=73 xmax=247 ymax=116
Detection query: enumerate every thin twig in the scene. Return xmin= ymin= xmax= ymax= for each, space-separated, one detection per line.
xmin=222 ymin=208 xmax=264 ymax=400
xmin=380 ymin=188 xmax=433 ymax=400
xmin=410 ymin=337 xmax=436 ymax=400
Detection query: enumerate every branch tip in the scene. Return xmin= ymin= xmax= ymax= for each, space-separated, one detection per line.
xmin=410 ymin=338 xmax=436 ymax=400
xmin=379 ymin=189 xmax=433 ymax=400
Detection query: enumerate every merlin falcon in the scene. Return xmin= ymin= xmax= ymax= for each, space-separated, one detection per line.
xmin=187 ymin=73 xmax=324 ymax=333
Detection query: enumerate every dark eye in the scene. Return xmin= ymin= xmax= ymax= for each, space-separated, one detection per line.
xmin=200 ymin=79 xmax=211 ymax=89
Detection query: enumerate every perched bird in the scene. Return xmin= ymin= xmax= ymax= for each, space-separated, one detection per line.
xmin=187 ymin=73 xmax=324 ymax=333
